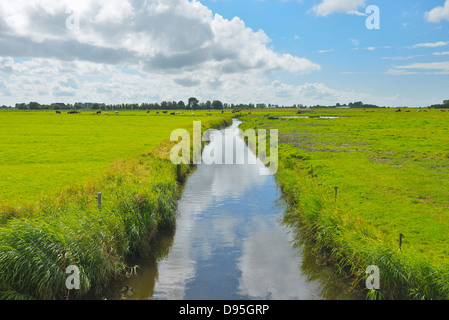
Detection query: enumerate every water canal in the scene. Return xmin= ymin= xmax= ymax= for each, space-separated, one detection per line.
xmin=105 ymin=119 xmax=362 ymax=300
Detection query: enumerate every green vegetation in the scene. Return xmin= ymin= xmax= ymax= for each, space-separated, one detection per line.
xmin=2 ymin=107 xmax=449 ymax=300
xmin=240 ymin=108 xmax=449 ymax=299
xmin=0 ymin=110 xmax=232 ymax=299
xmin=0 ymin=110 xmax=229 ymax=203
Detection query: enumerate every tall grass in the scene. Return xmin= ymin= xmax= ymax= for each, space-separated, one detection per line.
xmin=0 ymin=145 xmax=178 ymax=299
xmin=0 ymin=116 xmax=232 ymax=300
xmin=240 ymin=110 xmax=449 ymax=300
xmin=276 ymin=158 xmax=449 ymax=299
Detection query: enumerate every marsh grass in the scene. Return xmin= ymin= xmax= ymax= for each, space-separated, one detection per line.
xmin=240 ymin=108 xmax=449 ymax=299
xmin=0 ymin=144 xmax=178 ymax=299
xmin=0 ymin=112 xmax=232 ymax=300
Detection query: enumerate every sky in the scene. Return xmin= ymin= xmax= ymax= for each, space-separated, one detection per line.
xmin=0 ymin=0 xmax=448 ymax=108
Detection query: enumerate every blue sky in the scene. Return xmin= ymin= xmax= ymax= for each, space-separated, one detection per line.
xmin=0 ymin=0 xmax=448 ymax=107
xmin=201 ymin=0 xmax=449 ymax=107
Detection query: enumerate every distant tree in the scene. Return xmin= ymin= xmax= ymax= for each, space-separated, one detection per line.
xmin=28 ymin=102 xmax=40 ymax=110
xmin=188 ymin=97 xmax=199 ymax=110
xmin=178 ymin=101 xmax=186 ymax=109
xmin=161 ymin=101 xmax=169 ymax=109
xmin=212 ymin=100 xmax=223 ymax=110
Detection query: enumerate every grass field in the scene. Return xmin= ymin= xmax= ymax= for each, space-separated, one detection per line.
xmin=2 ymin=108 xmax=449 ymax=299
xmin=0 ymin=110 xmax=232 ymax=203
xmin=240 ymin=108 xmax=449 ymax=299
xmin=0 ymin=109 xmax=232 ymax=299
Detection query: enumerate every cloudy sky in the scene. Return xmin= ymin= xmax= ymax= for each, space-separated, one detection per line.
xmin=0 ymin=0 xmax=448 ymax=107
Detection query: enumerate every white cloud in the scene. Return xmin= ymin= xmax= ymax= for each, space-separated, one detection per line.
xmin=312 ymin=0 xmax=365 ymax=17
xmin=388 ymin=61 xmax=449 ymax=75
xmin=433 ymin=51 xmax=449 ymax=56
xmin=347 ymin=10 xmax=366 ymax=16
xmin=425 ymin=0 xmax=449 ymax=23
xmin=382 ymin=55 xmax=423 ymax=61
xmin=0 ymin=0 xmax=324 ymax=105
xmin=410 ymin=41 xmax=449 ymax=48
xmin=0 ymin=0 xmax=320 ymax=76
xmin=350 ymin=38 xmax=359 ymax=47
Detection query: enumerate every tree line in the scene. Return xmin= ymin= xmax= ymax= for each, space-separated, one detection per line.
xmin=11 ymin=98 xmax=307 ymax=111
xmin=8 ymin=99 xmax=449 ymax=110
xmin=429 ymin=100 xmax=449 ymax=109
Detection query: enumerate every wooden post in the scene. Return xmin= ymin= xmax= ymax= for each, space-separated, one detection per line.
xmin=177 ymin=164 xmax=181 ymax=181
xmin=97 ymin=192 xmax=102 ymax=210
xmin=334 ymin=187 xmax=338 ymax=202
xmin=399 ymin=233 xmax=405 ymax=251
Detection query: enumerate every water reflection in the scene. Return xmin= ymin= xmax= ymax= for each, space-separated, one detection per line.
xmin=106 ymin=119 xmax=361 ymax=300
xmin=281 ymin=116 xmax=341 ymax=119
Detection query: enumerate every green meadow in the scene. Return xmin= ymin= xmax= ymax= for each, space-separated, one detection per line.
xmin=240 ymin=108 xmax=449 ymax=299
xmin=0 ymin=110 xmax=232 ymax=299
xmin=0 ymin=110 xmax=230 ymax=204
xmin=2 ymin=108 xmax=449 ymax=300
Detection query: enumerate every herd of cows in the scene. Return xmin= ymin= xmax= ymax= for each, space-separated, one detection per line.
xmin=56 ymin=109 xmax=252 ymax=115
xmin=56 ymin=109 xmax=446 ymax=115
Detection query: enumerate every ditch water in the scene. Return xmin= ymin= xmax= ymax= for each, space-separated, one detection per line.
xmin=105 ymin=119 xmax=362 ymax=300
xmin=281 ymin=116 xmax=341 ymax=119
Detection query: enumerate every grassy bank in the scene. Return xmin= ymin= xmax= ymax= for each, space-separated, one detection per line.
xmin=240 ymin=108 xmax=449 ymax=299
xmin=0 ymin=111 xmax=232 ymax=300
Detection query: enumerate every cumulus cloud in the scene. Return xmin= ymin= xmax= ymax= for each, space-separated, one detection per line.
xmin=425 ymin=0 xmax=449 ymax=23
xmin=312 ymin=0 xmax=365 ymax=17
xmin=0 ymin=0 xmax=325 ymax=105
xmin=0 ymin=0 xmax=319 ymax=75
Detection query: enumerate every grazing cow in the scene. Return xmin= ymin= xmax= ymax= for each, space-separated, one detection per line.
xmin=176 ymin=112 xmax=181 ymax=114
xmin=395 ymin=108 xmax=402 ymax=112
xmin=206 ymin=113 xmax=212 ymax=116
xmin=163 ymin=111 xmax=168 ymax=114
xmin=248 ymin=112 xmax=251 ymax=115
xmin=91 ymin=112 xmax=95 ymax=115
xmin=442 ymin=110 xmax=446 ymax=112
xmin=146 ymin=111 xmax=150 ymax=114
xmin=170 ymin=112 xmax=176 ymax=115
xmin=104 ymin=112 xmax=108 ymax=115
xmin=67 ymin=110 xmax=80 ymax=114
xmin=56 ymin=111 xmax=61 ymax=114
xmin=191 ymin=113 xmax=195 ymax=115
xmin=115 ymin=111 xmax=119 ymax=114
xmin=156 ymin=111 xmax=159 ymax=114
xmin=96 ymin=111 xmax=101 ymax=114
